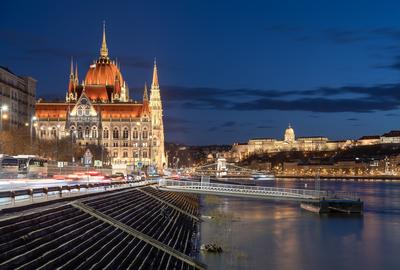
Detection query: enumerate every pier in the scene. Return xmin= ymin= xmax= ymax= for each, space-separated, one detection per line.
xmin=159 ymin=179 xmax=363 ymax=214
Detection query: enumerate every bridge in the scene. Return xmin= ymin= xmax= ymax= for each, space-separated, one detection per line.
xmin=194 ymin=158 xmax=256 ymax=177
xmin=158 ymin=179 xmax=358 ymax=203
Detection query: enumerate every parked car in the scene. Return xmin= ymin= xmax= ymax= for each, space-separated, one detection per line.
xmin=110 ymin=172 xmax=125 ymax=180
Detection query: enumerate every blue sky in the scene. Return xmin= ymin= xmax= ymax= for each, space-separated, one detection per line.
xmin=2 ymin=0 xmax=400 ymax=144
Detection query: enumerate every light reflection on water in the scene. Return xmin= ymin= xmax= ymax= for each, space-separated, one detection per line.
xmin=200 ymin=180 xmax=400 ymax=270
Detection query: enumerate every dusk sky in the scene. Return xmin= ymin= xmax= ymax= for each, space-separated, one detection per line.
xmin=2 ymin=0 xmax=400 ymax=145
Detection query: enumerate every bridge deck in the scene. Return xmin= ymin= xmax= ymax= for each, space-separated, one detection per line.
xmin=159 ymin=180 xmax=359 ymax=203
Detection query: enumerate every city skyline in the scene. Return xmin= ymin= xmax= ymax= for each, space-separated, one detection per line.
xmin=2 ymin=0 xmax=400 ymax=145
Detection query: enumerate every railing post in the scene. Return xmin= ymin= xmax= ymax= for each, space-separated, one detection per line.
xmin=43 ymin=187 xmax=48 ymax=200
xmin=28 ymin=188 xmax=34 ymax=203
xmin=59 ymin=186 xmax=63 ymax=198
xmin=10 ymin=191 xmax=15 ymax=206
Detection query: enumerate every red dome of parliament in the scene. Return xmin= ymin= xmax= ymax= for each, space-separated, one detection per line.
xmin=85 ymin=59 xmax=123 ymax=86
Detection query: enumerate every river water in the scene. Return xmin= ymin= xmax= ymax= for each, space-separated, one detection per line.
xmin=199 ymin=179 xmax=400 ymax=270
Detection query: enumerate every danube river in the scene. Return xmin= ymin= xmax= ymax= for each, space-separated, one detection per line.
xmin=199 ymin=180 xmax=400 ymax=270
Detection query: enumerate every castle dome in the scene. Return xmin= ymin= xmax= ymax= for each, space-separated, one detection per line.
xmin=284 ymin=124 xmax=295 ymax=143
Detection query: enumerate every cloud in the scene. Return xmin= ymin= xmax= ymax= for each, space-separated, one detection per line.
xmin=164 ymin=116 xmax=191 ymax=134
xmin=160 ymin=82 xmax=400 ymax=113
xmin=257 ymin=125 xmax=275 ymax=129
xmin=221 ymin=121 xmax=236 ymax=127
xmin=376 ymin=55 xmax=400 ymax=71
xmin=265 ymin=25 xmax=400 ymax=45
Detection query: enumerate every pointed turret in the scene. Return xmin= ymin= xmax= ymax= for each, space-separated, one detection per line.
xmin=74 ymin=61 xmax=79 ymax=85
xmin=70 ymin=57 xmax=74 ymax=79
xmin=143 ymin=82 xmax=149 ymax=101
xmin=68 ymin=57 xmax=75 ymax=94
xmin=100 ymin=21 xmax=109 ymax=58
xmin=151 ymin=58 xmax=159 ymax=88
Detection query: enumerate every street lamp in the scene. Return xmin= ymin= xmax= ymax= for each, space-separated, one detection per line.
xmin=0 ymin=105 xmax=9 ymax=131
xmin=30 ymin=116 xmax=37 ymax=145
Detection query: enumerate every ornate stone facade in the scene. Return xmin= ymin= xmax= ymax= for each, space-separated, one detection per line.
xmin=34 ymin=24 xmax=166 ymax=170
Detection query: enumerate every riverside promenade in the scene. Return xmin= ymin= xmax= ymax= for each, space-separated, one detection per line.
xmin=0 ymin=184 xmax=205 ymax=270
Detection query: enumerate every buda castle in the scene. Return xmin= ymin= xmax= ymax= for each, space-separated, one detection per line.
xmin=231 ymin=124 xmax=352 ymax=161
xmin=34 ymin=24 xmax=166 ymax=170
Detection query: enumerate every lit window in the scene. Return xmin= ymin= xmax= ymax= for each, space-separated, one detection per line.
xmin=113 ymin=128 xmax=119 ymax=139
xmin=103 ymin=129 xmax=109 ymax=139
xmin=51 ymin=127 xmax=57 ymax=138
xmin=133 ymin=130 xmax=138 ymax=139
xmin=123 ymin=128 xmax=129 ymax=139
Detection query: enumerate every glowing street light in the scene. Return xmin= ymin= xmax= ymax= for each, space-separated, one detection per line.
xmin=30 ymin=116 xmax=38 ymax=145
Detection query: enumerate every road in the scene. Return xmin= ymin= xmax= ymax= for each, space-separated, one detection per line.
xmin=0 ymin=177 xmax=109 ymax=191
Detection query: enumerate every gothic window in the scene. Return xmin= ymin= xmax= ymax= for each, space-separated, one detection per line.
xmin=85 ymin=127 xmax=90 ymax=138
xmin=113 ymin=151 xmax=118 ymax=158
xmin=123 ymin=127 xmax=129 ymax=139
xmin=103 ymin=128 xmax=109 ymax=139
xmin=133 ymin=151 xmax=139 ymax=158
xmin=84 ymin=106 xmax=90 ymax=116
xmin=104 ymin=142 xmax=108 ymax=147
xmin=91 ymin=127 xmax=97 ymax=139
xmin=123 ymin=141 xmax=128 ymax=147
xmin=40 ymin=129 xmax=46 ymax=138
xmin=51 ymin=127 xmax=57 ymax=138
xmin=113 ymin=128 xmax=119 ymax=139
xmin=78 ymin=126 xmax=83 ymax=139
xmin=142 ymin=142 xmax=148 ymax=147
xmin=77 ymin=107 xmax=83 ymax=116
xmin=133 ymin=142 xmax=138 ymax=147
xmin=132 ymin=129 xmax=138 ymax=139
xmin=142 ymin=128 xmax=148 ymax=139
xmin=113 ymin=142 xmax=118 ymax=147
xmin=70 ymin=126 xmax=75 ymax=135
xmin=123 ymin=151 xmax=128 ymax=158
xmin=143 ymin=151 xmax=148 ymax=158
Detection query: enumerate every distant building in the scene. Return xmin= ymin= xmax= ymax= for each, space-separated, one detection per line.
xmin=356 ymin=135 xmax=380 ymax=146
xmin=381 ymin=130 xmax=400 ymax=144
xmin=231 ymin=125 xmax=400 ymax=162
xmin=231 ymin=124 xmax=353 ymax=161
xmin=34 ymin=24 xmax=166 ymax=170
xmin=0 ymin=66 xmax=36 ymax=129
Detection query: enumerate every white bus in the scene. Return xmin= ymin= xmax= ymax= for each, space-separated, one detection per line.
xmin=0 ymin=155 xmax=48 ymax=179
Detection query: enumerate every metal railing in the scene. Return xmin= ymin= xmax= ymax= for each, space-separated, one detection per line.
xmin=159 ymin=180 xmax=328 ymax=200
xmin=0 ymin=179 xmax=159 ymax=208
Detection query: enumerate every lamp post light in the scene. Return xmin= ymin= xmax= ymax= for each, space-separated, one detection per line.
xmin=30 ymin=116 xmax=37 ymax=146
xmin=0 ymin=105 xmax=9 ymax=131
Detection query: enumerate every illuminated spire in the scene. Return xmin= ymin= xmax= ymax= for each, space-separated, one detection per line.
xmin=100 ymin=21 xmax=109 ymax=58
xmin=143 ymin=82 xmax=149 ymax=101
xmin=151 ymin=58 xmax=159 ymax=88
xmin=75 ymin=61 xmax=79 ymax=82
xmin=70 ymin=57 xmax=74 ymax=77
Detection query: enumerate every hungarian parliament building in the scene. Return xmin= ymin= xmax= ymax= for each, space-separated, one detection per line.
xmin=34 ymin=24 xmax=166 ymax=169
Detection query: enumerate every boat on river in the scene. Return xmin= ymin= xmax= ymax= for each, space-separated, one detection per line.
xmin=251 ymin=172 xmax=275 ymax=181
